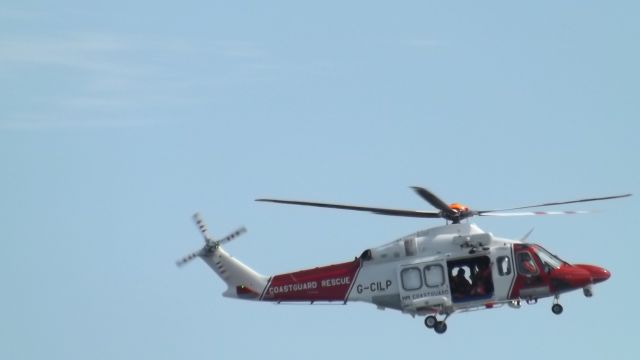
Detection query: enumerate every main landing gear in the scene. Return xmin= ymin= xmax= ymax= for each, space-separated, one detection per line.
xmin=424 ymin=315 xmax=448 ymax=334
xmin=551 ymin=295 xmax=563 ymax=315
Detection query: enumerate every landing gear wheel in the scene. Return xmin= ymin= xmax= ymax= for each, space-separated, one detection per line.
xmin=424 ymin=315 xmax=437 ymax=329
xmin=434 ymin=321 xmax=447 ymax=334
xmin=551 ymin=303 xmax=563 ymax=315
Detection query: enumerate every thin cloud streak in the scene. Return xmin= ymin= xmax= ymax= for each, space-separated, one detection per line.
xmin=0 ymin=34 xmax=146 ymax=76
xmin=0 ymin=33 xmax=275 ymax=130
xmin=0 ymin=115 xmax=156 ymax=131
xmin=0 ymin=35 xmax=270 ymax=71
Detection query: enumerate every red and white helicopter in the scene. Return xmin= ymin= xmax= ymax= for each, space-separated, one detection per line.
xmin=177 ymin=187 xmax=630 ymax=334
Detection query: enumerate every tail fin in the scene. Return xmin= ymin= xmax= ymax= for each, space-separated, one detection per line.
xmin=201 ymin=247 xmax=268 ymax=299
xmin=177 ymin=213 xmax=269 ymax=300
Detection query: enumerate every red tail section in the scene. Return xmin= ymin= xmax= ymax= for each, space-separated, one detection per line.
xmin=261 ymin=259 xmax=361 ymax=302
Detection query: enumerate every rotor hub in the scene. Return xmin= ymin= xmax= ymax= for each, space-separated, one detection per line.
xmin=448 ymin=203 xmax=469 ymax=212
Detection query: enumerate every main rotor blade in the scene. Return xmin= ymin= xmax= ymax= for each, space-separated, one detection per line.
xmin=256 ymin=198 xmax=441 ymax=218
xmin=478 ymin=193 xmax=632 ymax=213
xmin=480 ymin=210 xmax=592 ymax=217
xmin=410 ymin=187 xmax=455 ymax=215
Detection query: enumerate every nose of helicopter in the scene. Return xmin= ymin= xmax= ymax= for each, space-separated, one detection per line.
xmin=550 ymin=264 xmax=611 ymax=293
xmin=550 ymin=265 xmax=592 ymax=289
xmin=574 ymin=264 xmax=611 ymax=284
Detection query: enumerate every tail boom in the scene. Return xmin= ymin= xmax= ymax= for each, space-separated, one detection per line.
xmin=260 ymin=259 xmax=362 ymax=303
xmin=180 ymin=213 xmax=363 ymax=303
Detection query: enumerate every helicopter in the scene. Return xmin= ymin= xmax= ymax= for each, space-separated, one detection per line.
xmin=177 ymin=187 xmax=631 ymax=334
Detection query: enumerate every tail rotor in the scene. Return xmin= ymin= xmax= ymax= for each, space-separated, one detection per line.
xmin=176 ymin=212 xmax=247 ymax=267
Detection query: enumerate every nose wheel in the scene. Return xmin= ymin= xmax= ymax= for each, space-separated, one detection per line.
xmin=551 ymin=295 xmax=563 ymax=315
xmin=551 ymin=303 xmax=563 ymax=315
xmin=424 ymin=314 xmax=449 ymax=334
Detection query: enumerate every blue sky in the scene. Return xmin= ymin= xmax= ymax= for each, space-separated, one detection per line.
xmin=1 ymin=1 xmax=639 ymax=359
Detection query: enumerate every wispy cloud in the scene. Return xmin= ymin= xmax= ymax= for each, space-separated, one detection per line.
xmin=214 ymin=40 xmax=267 ymax=59
xmin=0 ymin=114 xmax=155 ymax=131
xmin=0 ymin=34 xmax=148 ymax=75
xmin=0 ymin=34 xmax=181 ymax=129
xmin=0 ymin=34 xmax=148 ymax=130
xmin=0 ymin=8 xmax=44 ymax=21
xmin=0 ymin=33 xmax=272 ymax=84
xmin=0 ymin=31 xmax=275 ymax=131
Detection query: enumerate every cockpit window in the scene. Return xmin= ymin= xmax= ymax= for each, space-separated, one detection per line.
xmin=534 ymin=246 xmax=565 ymax=271
xmin=516 ymin=252 xmax=539 ymax=276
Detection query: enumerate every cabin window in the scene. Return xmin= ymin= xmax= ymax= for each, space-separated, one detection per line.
xmin=497 ymin=256 xmax=512 ymax=276
xmin=516 ymin=252 xmax=539 ymax=276
xmin=401 ymin=267 xmax=422 ymax=291
xmin=424 ymin=265 xmax=445 ymax=287
xmin=447 ymin=256 xmax=494 ymax=302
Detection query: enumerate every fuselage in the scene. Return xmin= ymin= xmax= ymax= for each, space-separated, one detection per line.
xmin=218 ymin=223 xmax=610 ymax=317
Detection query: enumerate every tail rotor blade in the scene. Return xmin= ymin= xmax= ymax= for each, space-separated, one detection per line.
xmin=218 ymin=227 xmax=247 ymax=245
xmin=176 ymin=251 xmax=201 ymax=267
xmin=193 ymin=212 xmax=213 ymax=244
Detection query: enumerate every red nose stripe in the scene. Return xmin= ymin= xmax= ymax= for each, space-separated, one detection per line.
xmin=574 ymin=264 xmax=611 ymax=284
